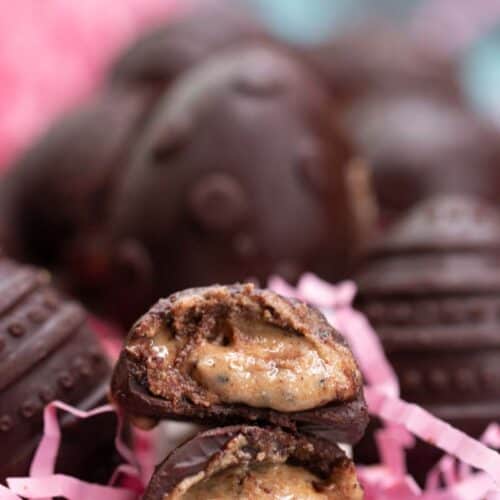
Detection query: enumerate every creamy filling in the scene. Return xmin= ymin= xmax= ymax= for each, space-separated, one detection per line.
xmin=192 ymin=318 xmax=350 ymax=412
xmin=147 ymin=315 xmax=356 ymax=412
xmin=169 ymin=462 xmax=362 ymax=500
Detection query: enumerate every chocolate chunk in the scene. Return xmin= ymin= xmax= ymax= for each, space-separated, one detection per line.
xmin=144 ymin=425 xmax=363 ymax=499
xmin=112 ymin=284 xmax=368 ymax=444
xmin=110 ymin=0 xmax=269 ymax=91
xmin=0 ymin=256 xmax=116 ymax=484
xmin=354 ymin=195 xmax=500 ymax=482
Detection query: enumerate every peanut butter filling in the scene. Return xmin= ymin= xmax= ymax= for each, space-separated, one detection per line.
xmin=190 ymin=318 xmax=352 ymax=412
xmin=142 ymin=313 xmax=358 ymax=412
xmin=169 ymin=462 xmax=363 ymax=500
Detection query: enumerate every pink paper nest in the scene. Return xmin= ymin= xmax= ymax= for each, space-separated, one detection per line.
xmin=3 ymin=275 xmax=500 ymax=499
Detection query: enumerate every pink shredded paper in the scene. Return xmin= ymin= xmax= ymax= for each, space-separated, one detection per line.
xmin=5 ymin=402 xmax=143 ymax=499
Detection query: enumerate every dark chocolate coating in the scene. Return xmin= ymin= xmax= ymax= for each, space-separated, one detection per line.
xmin=301 ymin=20 xmax=461 ymax=107
xmin=0 ymin=88 xmax=153 ymax=267
xmin=346 ymin=94 xmax=500 ymax=226
xmin=0 ymin=256 xmax=115 ymax=483
xmin=144 ymin=425 xmax=351 ymax=499
xmin=110 ymin=0 xmax=269 ymax=91
xmin=354 ymin=195 xmax=500 ymax=482
xmin=109 ymin=43 xmax=360 ymax=322
xmin=112 ymin=284 xmax=368 ymax=445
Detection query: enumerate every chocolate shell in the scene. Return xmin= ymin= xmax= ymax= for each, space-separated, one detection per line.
xmin=346 ymin=94 xmax=500 ymax=226
xmin=112 ymin=284 xmax=368 ymax=445
xmin=354 ymin=195 xmax=500 ymax=480
xmin=110 ymin=0 xmax=269 ymax=91
xmin=108 ymin=43 xmax=365 ymax=324
xmin=0 ymin=256 xmax=115 ymax=483
xmin=144 ymin=425 xmax=362 ymax=499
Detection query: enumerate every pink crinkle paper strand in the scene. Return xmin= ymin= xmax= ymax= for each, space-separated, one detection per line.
xmin=4 ymin=401 xmax=143 ymax=499
xmin=269 ymin=273 xmax=500 ymax=499
xmin=90 ymin=316 xmax=157 ymax=486
xmin=89 ymin=315 xmax=127 ymax=363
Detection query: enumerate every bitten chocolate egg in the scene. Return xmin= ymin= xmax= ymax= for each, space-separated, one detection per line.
xmin=346 ymin=94 xmax=500 ymax=226
xmin=300 ymin=20 xmax=461 ymax=108
xmin=106 ymin=43 xmax=368 ymax=324
xmin=144 ymin=425 xmax=363 ymax=499
xmin=354 ymin=195 xmax=500 ymax=480
xmin=0 ymin=88 xmax=153 ymax=268
xmin=0 ymin=255 xmax=115 ymax=483
xmin=111 ymin=284 xmax=368 ymax=445
xmin=110 ymin=0 xmax=269 ymax=91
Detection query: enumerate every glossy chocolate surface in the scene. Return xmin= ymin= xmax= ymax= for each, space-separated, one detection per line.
xmin=109 ymin=43 xmax=360 ymax=323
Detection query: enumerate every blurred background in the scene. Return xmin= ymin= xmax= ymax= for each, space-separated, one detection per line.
xmin=2 ymin=0 xmax=500 ymax=170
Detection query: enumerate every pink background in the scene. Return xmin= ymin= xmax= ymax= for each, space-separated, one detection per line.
xmin=0 ymin=0 xmax=176 ymax=171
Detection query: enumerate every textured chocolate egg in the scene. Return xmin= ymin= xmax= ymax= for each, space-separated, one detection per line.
xmin=105 ymin=43 xmax=366 ymax=324
xmin=0 ymin=255 xmax=116 ymax=483
xmin=354 ymin=195 xmax=500 ymax=481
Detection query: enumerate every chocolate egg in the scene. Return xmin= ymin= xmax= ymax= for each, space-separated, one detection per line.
xmin=105 ymin=43 xmax=366 ymax=325
xmin=354 ymin=195 xmax=500 ymax=481
xmin=0 ymin=88 xmax=153 ymax=268
xmin=301 ymin=20 xmax=461 ymax=108
xmin=346 ymin=94 xmax=500 ymax=226
xmin=0 ymin=255 xmax=116 ymax=483
xmin=1 ymin=42 xmax=372 ymax=329
xmin=112 ymin=283 xmax=368 ymax=445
